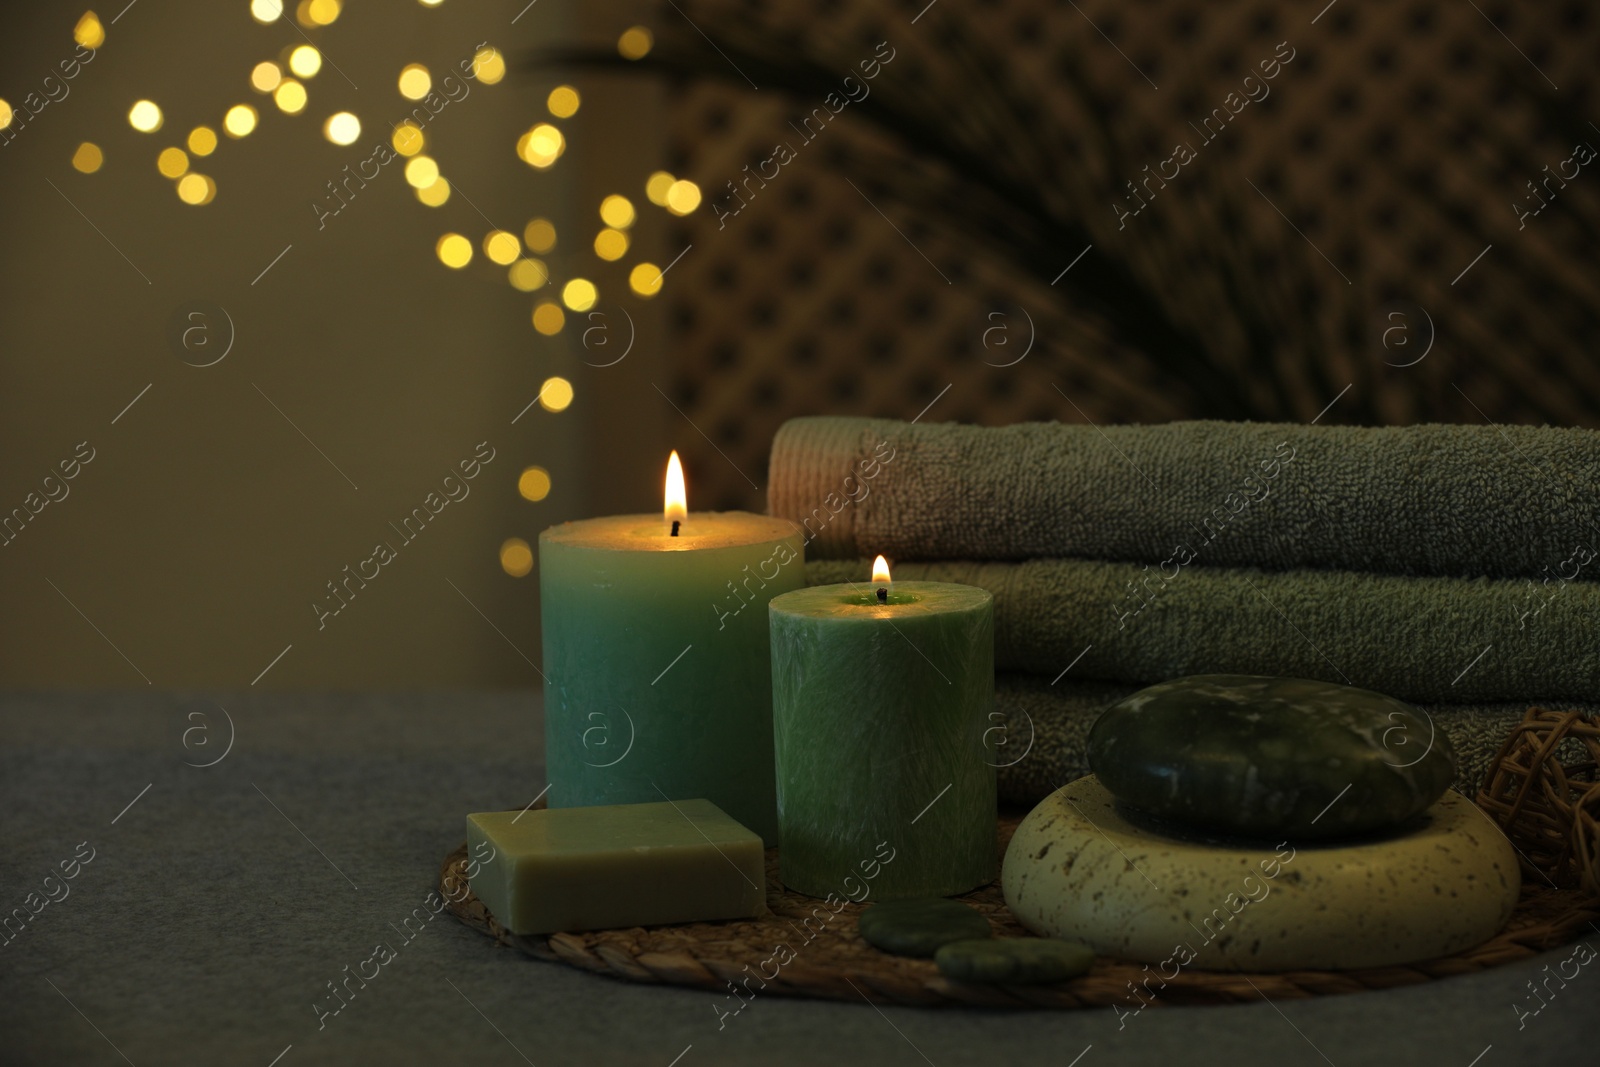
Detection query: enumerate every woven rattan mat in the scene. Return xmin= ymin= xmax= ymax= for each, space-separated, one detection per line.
xmin=441 ymin=809 xmax=1600 ymax=1008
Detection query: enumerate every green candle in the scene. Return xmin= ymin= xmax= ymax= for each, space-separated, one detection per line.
xmin=769 ymin=559 xmax=996 ymax=899
xmin=539 ymin=454 xmax=804 ymax=844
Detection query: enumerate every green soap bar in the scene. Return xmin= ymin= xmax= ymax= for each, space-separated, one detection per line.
xmin=858 ymin=898 xmax=992 ymax=957
xmin=935 ymin=938 xmax=1095 ymax=985
xmin=465 ymin=799 xmax=766 ymax=935
xmin=1088 ymin=674 xmax=1458 ymax=839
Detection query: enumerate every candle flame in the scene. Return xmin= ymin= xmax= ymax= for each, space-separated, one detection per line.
xmin=872 ymin=554 xmax=891 ymax=585
xmin=664 ymin=450 xmax=687 ymax=527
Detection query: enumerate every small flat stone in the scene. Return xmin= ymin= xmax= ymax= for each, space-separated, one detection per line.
xmin=1088 ymin=674 xmax=1457 ymax=839
xmin=935 ymin=938 xmax=1094 ymax=984
xmin=857 ymin=898 xmax=991 ymax=957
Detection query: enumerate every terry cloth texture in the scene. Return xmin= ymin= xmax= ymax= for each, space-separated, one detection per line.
xmin=988 ymin=674 xmax=1567 ymax=809
xmin=769 ymin=416 xmax=1600 ymax=580
xmin=802 ymin=558 xmax=1600 ymax=704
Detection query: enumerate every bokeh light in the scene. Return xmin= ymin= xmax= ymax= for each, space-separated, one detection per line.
xmin=176 ymin=173 xmax=217 ymax=205
xmin=128 ymin=100 xmax=162 ymax=132
xmin=224 ymin=104 xmax=258 ymax=138
xmin=289 ymin=46 xmax=322 ymax=79
xmin=518 ymin=466 xmax=552 ymax=502
xmin=274 ymin=79 xmax=307 ymax=114
xmin=157 ymin=147 xmax=189 ymax=178
xmin=531 ymin=303 xmax=564 ymax=335
xmin=71 ymin=142 xmax=103 ymax=174
xmin=524 ymin=218 xmax=557 ymax=253
xmin=74 ymin=12 xmax=106 ymax=49
xmin=404 ymin=155 xmax=439 ymax=188
xmin=539 ymin=376 xmax=575 ymax=412
xmin=517 ymin=124 xmax=565 ymax=169
xmin=665 ymin=179 xmax=702 ymax=215
xmin=250 ymin=62 xmax=282 ymax=93
xmin=392 ymin=122 xmax=424 ymax=156
xmin=499 ymin=538 xmax=533 ymax=577
xmin=0 ymin=100 xmax=12 ymax=131
xmin=303 ymin=0 xmax=340 ymax=26
xmin=473 ymin=47 xmax=505 ymax=84
xmin=484 ymin=231 xmax=521 ymax=265
xmin=398 ymin=64 xmax=431 ymax=101
xmin=508 ymin=259 xmax=549 ymax=292
xmin=593 ymin=228 xmax=629 ymax=261
xmin=187 ymin=126 xmax=218 ymax=156
xmin=618 ymin=26 xmax=653 ymax=60
xmin=629 ymin=262 xmax=664 ymax=297
xmin=645 ymin=170 xmax=675 ymax=206
xmin=251 ymin=0 xmax=284 ymax=23
xmin=547 ymin=86 xmax=580 ymax=118
xmin=415 ymin=178 xmax=450 ymax=207
xmin=561 ymin=279 xmax=597 ymax=312
xmin=436 ymin=233 xmax=472 ymax=268
xmin=599 ymin=194 xmax=635 ymax=229
xmin=323 ymin=112 xmax=360 ymax=145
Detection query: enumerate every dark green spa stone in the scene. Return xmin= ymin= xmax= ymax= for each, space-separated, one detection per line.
xmin=857 ymin=898 xmax=992 ymax=958
xmin=934 ymin=938 xmax=1095 ymax=985
xmin=1087 ymin=674 xmax=1458 ymax=840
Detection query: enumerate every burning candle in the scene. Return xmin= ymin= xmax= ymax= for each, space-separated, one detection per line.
xmin=538 ymin=452 xmax=805 ymax=843
xmin=768 ymin=557 xmax=997 ymax=899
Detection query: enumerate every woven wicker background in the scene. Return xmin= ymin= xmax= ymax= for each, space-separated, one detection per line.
xmin=654 ymin=0 xmax=1600 ymax=510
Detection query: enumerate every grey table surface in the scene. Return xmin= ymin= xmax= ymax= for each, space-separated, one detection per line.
xmin=0 ymin=692 xmax=1591 ymax=1067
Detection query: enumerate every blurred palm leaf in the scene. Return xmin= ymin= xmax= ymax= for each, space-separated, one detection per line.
xmin=524 ymin=2 xmax=1378 ymax=423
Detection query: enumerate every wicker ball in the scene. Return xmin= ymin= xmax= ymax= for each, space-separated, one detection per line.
xmin=1475 ymin=708 xmax=1600 ymax=894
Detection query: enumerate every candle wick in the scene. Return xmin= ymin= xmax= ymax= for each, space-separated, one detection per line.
xmin=876 ymin=587 xmax=887 ymax=603
xmin=670 ymin=520 xmax=681 ymax=537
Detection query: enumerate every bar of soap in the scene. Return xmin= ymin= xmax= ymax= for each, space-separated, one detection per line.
xmin=465 ymin=799 xmax=766 ymax=934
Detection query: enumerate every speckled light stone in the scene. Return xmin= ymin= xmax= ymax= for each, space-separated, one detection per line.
xmin=1003 ymin=776 xmax=1519 ymax=971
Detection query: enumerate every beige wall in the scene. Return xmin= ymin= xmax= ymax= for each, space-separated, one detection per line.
xmin=0 ymin=0 xmax=668 ymax=688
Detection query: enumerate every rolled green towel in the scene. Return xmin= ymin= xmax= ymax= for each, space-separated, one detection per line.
xmin=805 ymin=558 xmax=1599 ymax=703
xmin=989 ymin=674 xmax=1567 ymax=810
xmin=769 ymin=416 xmax=1600 ymax=580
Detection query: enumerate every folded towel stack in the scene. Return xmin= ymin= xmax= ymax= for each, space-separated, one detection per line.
xmin=769 ymin=416 xmax=1600 ymax=807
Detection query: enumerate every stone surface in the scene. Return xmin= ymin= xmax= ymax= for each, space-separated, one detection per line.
xmin=1087 ymin=674 xmax=1457 ymax=839
xmin=934 ymin=938 xmax=1096 ymax=984
xmin=857 ymin=898 xmax=992 ymax=957
xmin=1003 ymin=775 xmax=1520 ymax=971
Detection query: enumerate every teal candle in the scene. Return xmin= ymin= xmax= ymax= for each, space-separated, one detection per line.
xmin=769 ymin=562 xmax=996 ymax=899
xmin=539 ymin=456 xmax=803 ymax=845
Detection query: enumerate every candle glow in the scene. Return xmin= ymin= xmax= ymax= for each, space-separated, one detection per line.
xmin=664 ymin=451 xmax=687 ymax=531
